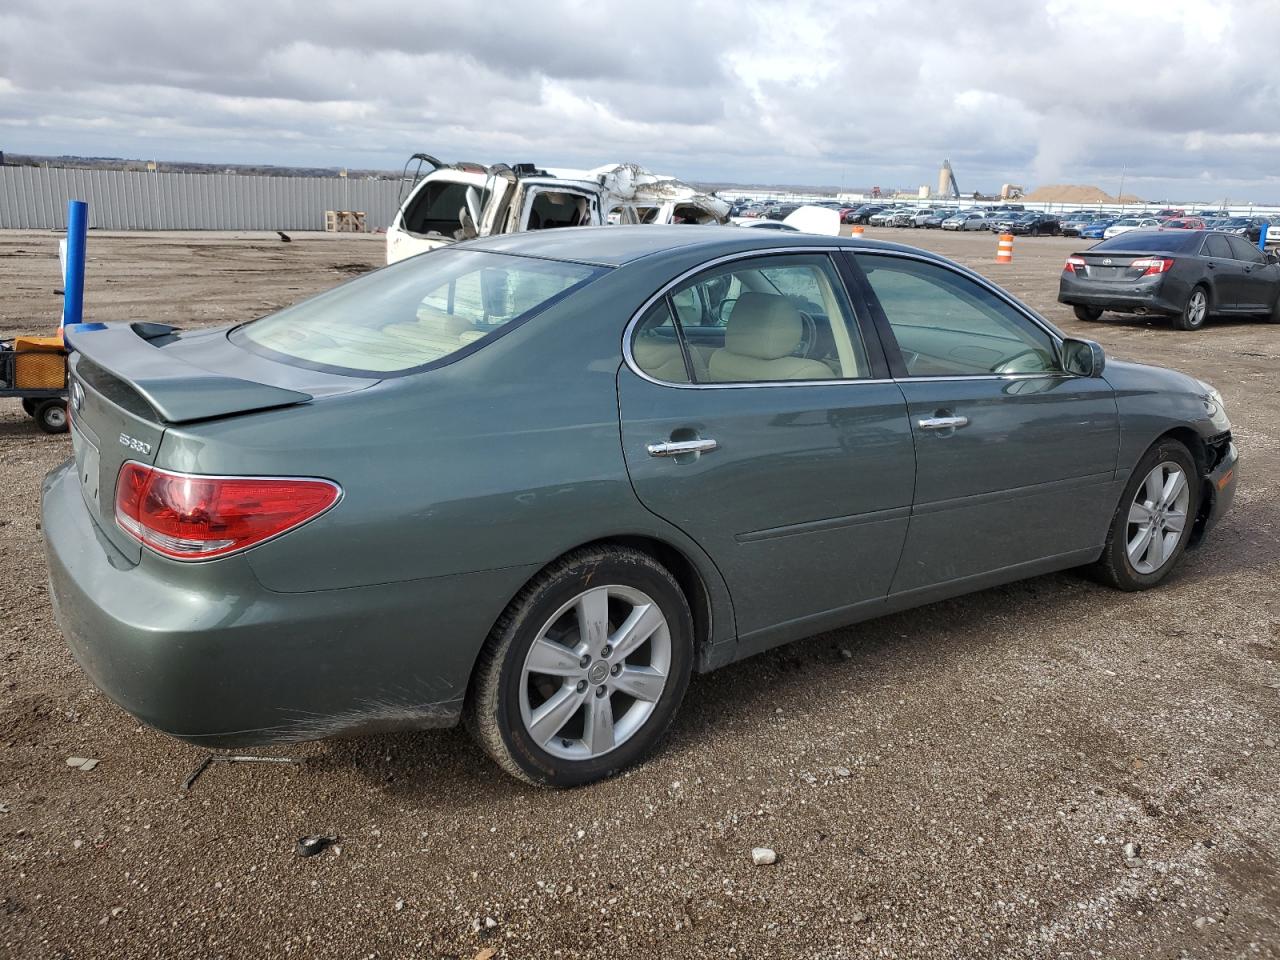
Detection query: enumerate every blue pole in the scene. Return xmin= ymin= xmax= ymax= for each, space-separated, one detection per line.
xmin=61 ymin=200 xmax=88 ymax=331
xmin=1260 ymin=221 xmax=1269 ymax=252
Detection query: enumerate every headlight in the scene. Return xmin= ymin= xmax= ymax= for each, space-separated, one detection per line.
xmin=1197 ymin=380 xmax=1227 ymax=420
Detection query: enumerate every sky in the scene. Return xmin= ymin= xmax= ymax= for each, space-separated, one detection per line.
xmin=1 ymin=0 xmax=1278 ymax=202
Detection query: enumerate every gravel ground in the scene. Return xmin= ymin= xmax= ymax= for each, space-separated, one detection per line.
xmin=1 ymin=227 xmax=1277 ymax=959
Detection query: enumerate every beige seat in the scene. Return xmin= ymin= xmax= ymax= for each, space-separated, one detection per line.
xmin=382 ymin=306 xmax=476 ymax=358
xmin=707 ymin=293 xmax=834 ymax=382
xmin=632 ymin=336 xmax=709 ymax=383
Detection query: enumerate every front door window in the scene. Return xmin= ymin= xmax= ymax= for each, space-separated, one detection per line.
xmin=856 ymin=255 xmax=1057 ymax=376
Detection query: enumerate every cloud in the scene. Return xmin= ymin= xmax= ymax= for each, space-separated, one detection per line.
xmin=0 ymin=0 xmax=1277 ymax=200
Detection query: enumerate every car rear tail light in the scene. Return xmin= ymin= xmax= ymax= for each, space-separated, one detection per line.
xmin=1131 ymin=257 xmax=1174 ymax=276
xmin=1063 ymin=256 xmax=1086 ymax=273
xmin=114 ymin=463 xmax=340 ymax=560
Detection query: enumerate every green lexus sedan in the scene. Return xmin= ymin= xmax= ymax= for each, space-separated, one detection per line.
xmin=44 ymin=226 xmax=1238 ymax=786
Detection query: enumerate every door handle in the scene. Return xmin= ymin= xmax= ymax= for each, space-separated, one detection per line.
xmin=647 ymin=438 xmax=718 ymax=457
xmin=918 ymin=415 xmax=969 ymax=431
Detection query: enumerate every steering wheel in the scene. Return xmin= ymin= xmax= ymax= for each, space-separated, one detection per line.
xmin=993 ymin=349 xmax=1046 ymax=374
xmin=715 ymin=297 xmax=739 ymax=326
xmin=795 ymin=311 xmax=819 ymax=358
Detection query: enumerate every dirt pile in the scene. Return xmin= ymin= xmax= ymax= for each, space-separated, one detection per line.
xmin=1021 ymin=184 xmax=1144 ymax=204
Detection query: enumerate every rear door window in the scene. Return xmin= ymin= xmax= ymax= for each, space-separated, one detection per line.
xmin=234 ymin=250 xmax=603 ymax=377
xmin=1204 ymin=235 xmax=1233 ymax=259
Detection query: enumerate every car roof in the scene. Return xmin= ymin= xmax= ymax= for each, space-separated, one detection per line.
xmin=460 ymin=224 xmax=913 ymax=268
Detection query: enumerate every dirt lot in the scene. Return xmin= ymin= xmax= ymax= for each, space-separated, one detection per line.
xmin=1 ymin=227 xmax=1277 ymax=960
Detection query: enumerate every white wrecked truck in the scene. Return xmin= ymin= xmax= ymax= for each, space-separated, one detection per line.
xmin=386 ymin=155 xmax=730 ymax=263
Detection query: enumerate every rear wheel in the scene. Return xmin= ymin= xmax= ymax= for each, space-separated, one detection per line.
xmin=35 ymin=399 xmax=68 ymax=434
xmin=1073 ymin=305 xmax=1104 ymax=322
xmin=1090 ymin=439 xmax=1198 ymax=591
xmin=467 ymin=546 xmax=693 ymax=787
xmin=1173 ymin=285 xmax=1209 ymax=331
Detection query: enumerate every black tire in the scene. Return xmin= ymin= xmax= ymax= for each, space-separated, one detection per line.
xmin=21 ymin=398 xmax=38 ymax=416
xmin=1267 ymin=295 xmax=1280 ymax=324
xmin=1172 ymin=285 xmax=1210 ymax=331
xmin=1089 ymin=439 xmax=1199 ymax=591
xmin=1073 ymin=305 xmax=1104 ymax=322
xmin=35 ymin=399 xmax=69 ymax=434
xmin=466 ymin=546 xmax=694 ymax=787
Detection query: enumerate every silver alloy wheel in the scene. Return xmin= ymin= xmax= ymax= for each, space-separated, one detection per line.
xmin=1126 ymin=461 xmax=1190 ymax=574
xmin=518 ymin=585 xmax=671 ymax=761
xmin=1186 ymin=289 xmax=1207 ymax=326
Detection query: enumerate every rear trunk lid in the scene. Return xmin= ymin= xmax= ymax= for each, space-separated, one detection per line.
xmin=1072 ymin=253 xmax=1159 ymax=282
xmin=65 ymin=322 xmax=373 ymax=561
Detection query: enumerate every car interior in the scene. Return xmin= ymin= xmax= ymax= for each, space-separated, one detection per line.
xmin=400 ymin=180 xmax=489 ymax=239
xmin=632 ymin=258 xmax=869 ymax=384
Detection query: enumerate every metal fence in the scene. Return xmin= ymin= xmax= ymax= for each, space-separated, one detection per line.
xmin=0 ymin=166 xmax=402 ymax=231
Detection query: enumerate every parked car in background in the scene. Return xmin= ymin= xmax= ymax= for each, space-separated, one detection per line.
xmin=922 ymin=209 xmax=958 ymax=228
xmin=48 ymin=225 xmax=1238 ymax=787
xmin=766 ymin=203 xmax=801 ymax=221
xmin=1078 ymin=219 xmax=1119 ymax=240
xmin=387 ymin=157 xmax=728 ymax=263
xmin=868 ymin=208 xmax=901 ymax=227
xmin=942 ymin=211 xmax=990 ymax=231
xmin=885 ymin=208 xmax=922 ymax=227
xmin=1154 ymin=208 xmax=1186 ymax=219
xmin=1003 ymin=213 xmax=1061 ymax=236
xmin=1061 ymin=214 xmax=1103 ymax=236
xmin=1059 ymin=229 xmax=1280 ymax=329
xmin=846 ymin=204 xmax=885 ymax=224
xmin=1103 ymin=216 xmax=1163 ymax=239
xmin=1217 ymin=217 xmax=1267 ymax=243
xmin=1160 ymin=218 xmax=1206 ymax=231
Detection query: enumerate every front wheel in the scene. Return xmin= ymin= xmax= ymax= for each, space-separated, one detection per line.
xmin=1073 ymin=305 xmax=1104 ymax=322
xmin=467 ymin=547 xmax=693 ymax=787
xmin=1173 ymin=285 xmax=1209 ymax=331
xmin=1089 ymin=440 xmax=1199 ymax=591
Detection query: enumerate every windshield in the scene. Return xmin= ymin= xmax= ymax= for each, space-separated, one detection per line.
xmin=233 ymin=249 xmax=604 ymax=377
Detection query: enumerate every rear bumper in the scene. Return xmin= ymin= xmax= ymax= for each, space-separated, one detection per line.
xmin=1057 ymin=275 xmax=1183 ymax=314
xmin=42 ymin=460 xmax=533 ymax=747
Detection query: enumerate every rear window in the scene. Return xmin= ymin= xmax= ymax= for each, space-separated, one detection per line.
xmin=232 ymin=249 xmax=604 ymax=377
xmin=1090 ymin=231 xmax=1202 ymax=253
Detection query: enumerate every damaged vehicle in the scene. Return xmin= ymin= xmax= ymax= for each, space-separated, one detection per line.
xmin=46 ymin=227 xmax=1237 ymax=787
xmin=385 ymin=155 xmax=729 ymax=264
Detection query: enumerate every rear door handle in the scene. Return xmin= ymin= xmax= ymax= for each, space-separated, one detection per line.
xmin=647 ymin=438 xmax=718 ymax=457
xmin=918 ymin=415 xmax=969 ymax=431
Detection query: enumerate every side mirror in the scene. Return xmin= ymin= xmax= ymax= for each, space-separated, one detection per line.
xmin=1061 ymin=337 xmax=1105 ymax=377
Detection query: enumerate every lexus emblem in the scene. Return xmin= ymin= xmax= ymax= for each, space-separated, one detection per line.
xmin=1102 ymin=258 xmax=1112 ymax=265
xmin=71 ymin=380 xmax=84 ymax=413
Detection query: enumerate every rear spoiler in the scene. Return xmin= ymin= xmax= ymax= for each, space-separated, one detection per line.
xmin=65 ymin=323 xmax=312 ymax=424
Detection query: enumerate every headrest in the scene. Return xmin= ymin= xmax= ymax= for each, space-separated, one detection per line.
xmin=725 ymin=293 xmax=803 ymax=361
